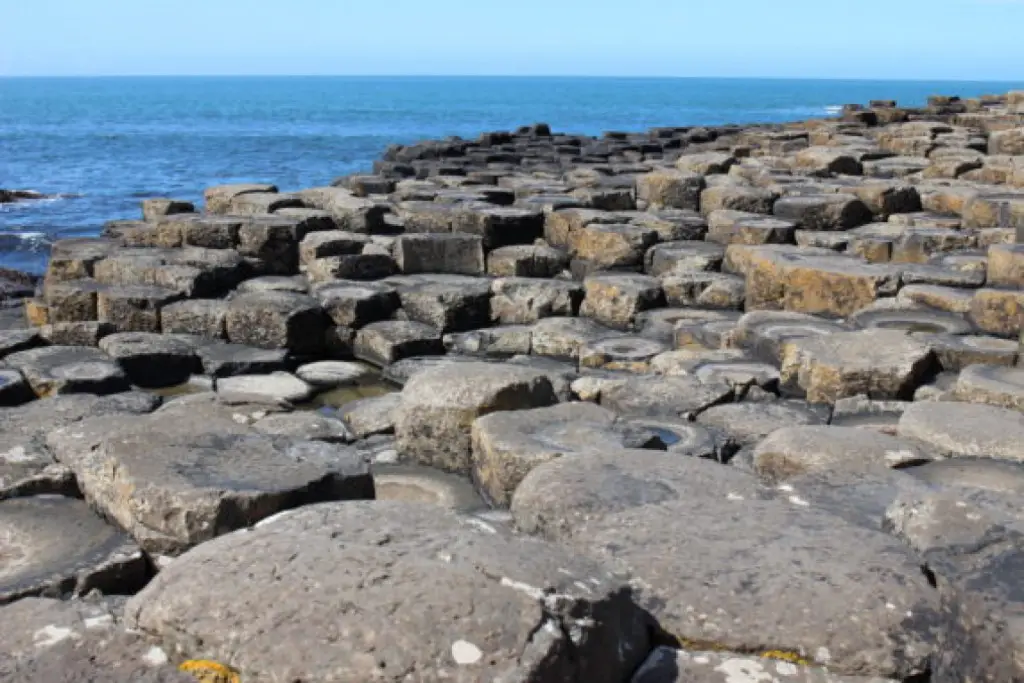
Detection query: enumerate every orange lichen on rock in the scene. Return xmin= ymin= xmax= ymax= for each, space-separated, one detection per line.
xmin=178 ymin=660 xmax=241 ymax=683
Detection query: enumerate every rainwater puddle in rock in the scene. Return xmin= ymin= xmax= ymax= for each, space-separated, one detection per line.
xmin=643 ymin=426 xmax=682 ymax=446
xmin=146 ymin=373 xmax=397 ymax=411
xmin=144 ymin=372 xmax=501 ymax=522
xmin=873 ymin=321 xmax=948 ymax=334
xmin=300 ymin=380 xmax=396 ymax=411
xmin=143 ymin=377 xmax=211 ymax=399
xmin=371 ymin=464 xmax=488 ymax=514
xmin=829 ymin=412 xmax=901 ymax=434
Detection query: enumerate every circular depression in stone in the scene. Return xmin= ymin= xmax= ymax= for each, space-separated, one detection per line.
xmin=372 ymin=464 xmax=487 ymax=513
xmin=628 ymin=419 xmax=719 ymax=458
xmin=851 ymin=308 xmax=974 ymax=335
xmin=694 ymin=361 xmax=781 ymax=390
xmin=586 ymin=336 xmax=668 ymax=361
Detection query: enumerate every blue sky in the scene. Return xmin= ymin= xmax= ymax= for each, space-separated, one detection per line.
xmin=2 ymin=0 xmax=1023 ymax=79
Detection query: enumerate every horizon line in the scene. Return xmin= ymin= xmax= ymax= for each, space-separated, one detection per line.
xmin=1 ymin=73 xmax=1022 ymax=84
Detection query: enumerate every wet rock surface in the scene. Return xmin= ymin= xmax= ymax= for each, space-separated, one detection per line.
xmin=2 ymin=90 xmax=1024 ymax=681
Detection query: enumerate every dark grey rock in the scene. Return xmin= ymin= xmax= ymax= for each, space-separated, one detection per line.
xmin=236 ymin=215 xmax=306 ymax=274
xmin=124 ymin=501 xmax=650 ymax=683
xmin=599 ymin=375 xmax=733 ymax=419
xmin=354 ymin=321 xmax=444 ymax=367
xmin=314 ymin=280 xmax=400 ymax=328
xmin=305 ymin=252 xmax=398 ymax=283
xmin=98 ymin=332 xmax=198 ymax=388
xmin=396 ymin=275 xmax=492 ymax=333
xmin=471 ymin=402 xmax=663 ymax=506
xmin=171 ymin=214 xmax=243 ymax=249
xmin=224 ymin=290 xmax=326 ymax=355
xmin=511 ymin=448 xmax=762 ymax=540
xmin=97 ymin=284 xmax=183 ymax=333
xmin=0 ymin=329 xmax=43 ymax=359
xmin=456 ymin=206 xmax=545 ymax=249
xmin=195 ymin=341 xmax=288 ymax=378
xmin=631 ymin=647 xmax=896 ymax=683
xmin=696 ymin=400 xmax=828 ymax=452
xmin=773 ymin=194 xmax=873 ymax=231
xmin=39 ymin=321 xmax=116 ymax=347
xmin=44 ymin=279 xmax=106 ymax=323
xmin=882 ymin=491 xmax=1024 ymax=683
xmin=0 ymin=496 xmax=147 ymax=604
xmin=159 ymin=299 xmax=227 ymax=339
xmin=444 ymin=325 xmax=533 ymax=358
xmin=46 ymin=397 xmax=374 ymax=555
xmin=0 ymin=596 xmax=193 ymax=683
xmin=516 ymin=449 xmax=938 ymax=678
xmin=645 ymin=240 xmax=725 ymax=276
xmin=394 ymin=233 xmax=485 ymax=275
xmin=486 ymin=244 xmax=568 ymax=278
xmin=0 ymin=392 xmax=158 ymax=499
xmin=4 ymin=346 xmax=130 ymax=398
xmin=0 ymin=369 xmax=33 ymax=407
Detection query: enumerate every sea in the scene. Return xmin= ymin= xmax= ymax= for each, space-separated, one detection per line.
xmin=2 ymin=76 xmax=1023 ymax=275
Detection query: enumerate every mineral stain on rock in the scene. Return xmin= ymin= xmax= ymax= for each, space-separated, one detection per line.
xmin=178 ymin=660 xmax=240 ymax=683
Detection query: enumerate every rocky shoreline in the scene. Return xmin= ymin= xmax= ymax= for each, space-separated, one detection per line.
xmin=1 ymin=90 xmax=1024 ymax=682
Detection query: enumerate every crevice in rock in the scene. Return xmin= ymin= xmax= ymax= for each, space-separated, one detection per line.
xmin=903 ymin=667 xmax=932 ymax=683
xmin=645 ymin=621 xmax=816 ymax=668
xmin=920 ymin=564 xmax=938 ymax=589
xmin=891 ymin=459 xmax=934 ymax=471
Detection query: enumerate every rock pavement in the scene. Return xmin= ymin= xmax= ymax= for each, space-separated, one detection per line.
xmin=2 ymin=90 xmax=1024 ymax=681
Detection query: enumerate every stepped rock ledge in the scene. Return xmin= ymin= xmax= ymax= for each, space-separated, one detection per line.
xmin=3 ymin=90 xmax=1024 ymax=683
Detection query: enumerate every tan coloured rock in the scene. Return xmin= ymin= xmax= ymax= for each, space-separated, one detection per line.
xmin=743 ymin=248 xmax=900 ymax=317
xmin=970 ymin=288 xmax=1024 ymax=337
xmin=780 ymin=329 xmax=937 ymax=403
xmin=395 ymin=362 xmax=558 ymax=473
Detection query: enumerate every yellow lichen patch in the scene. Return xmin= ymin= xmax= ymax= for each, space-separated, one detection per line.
xmin=676 ymin=637 xmax=730 ymax=653
xmin=178 ymin=660 xmax=241 ymax=683
xmin=666 ymin=632 xmax=811 ymax=668
xmin=759 ymin=649 xmax=810 ymax=666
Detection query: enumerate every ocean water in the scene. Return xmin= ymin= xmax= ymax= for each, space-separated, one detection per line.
xmin=2 ymin=76 xmax=1022 ymax=274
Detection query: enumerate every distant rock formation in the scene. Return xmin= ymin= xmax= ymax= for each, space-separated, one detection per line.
xmin=0 ymin=267 xmax=39 ymax=307
xmin=0 ymin=189 xmax=49 ymax=204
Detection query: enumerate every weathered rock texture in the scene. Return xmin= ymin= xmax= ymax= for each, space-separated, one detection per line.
xmin=1 ymin=88 xmax=1023 ymax=682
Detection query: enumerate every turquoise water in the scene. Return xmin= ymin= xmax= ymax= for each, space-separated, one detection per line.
xmin=2 ymin=76 xmax=1022 ymax=274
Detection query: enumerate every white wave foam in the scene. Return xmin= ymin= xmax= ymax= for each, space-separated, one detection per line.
xmin=0 ymin=231 xmax=53 ymax=250
xmin=824 ymin=105 xmax=843 ymax=115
